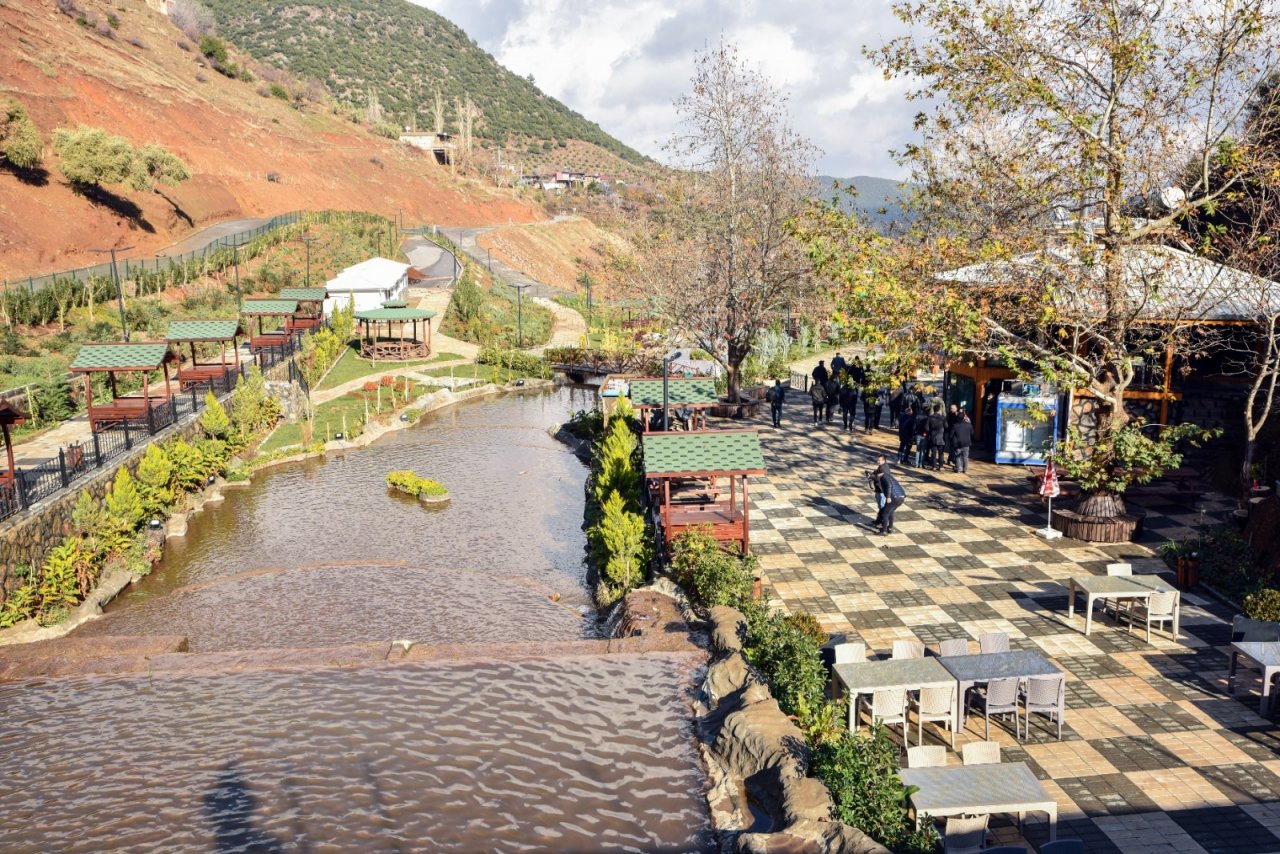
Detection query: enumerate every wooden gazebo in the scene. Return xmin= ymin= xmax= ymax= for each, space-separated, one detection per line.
xmin=241 ymin=299 xmax=299 ymax=353
xmin=165 ymin=320 xmax=243 ymax=390
xmin=354 ymin=302 xmax=437 ymax=362
xmin=0 ymin=399 xmax=27 ymax=489
xmin=279 ymin=287 xmax=327 ymax=333
xmin=643 ymin=429 xmax=766 ymax=554
xmin=627 ymin=377 xmax=720 ymax=432
xmin=70 ymin=342 xmax=178 ymax=432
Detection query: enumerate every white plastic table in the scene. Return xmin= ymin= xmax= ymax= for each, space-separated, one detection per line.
xmin=900 ymin=761 xmax=1057 ymax=840
xmin=1228 ymin=641 xmax=1280 ymax=714
xmin=832 ymin=657 xmax=954 ymax=731
xmin=938 ymin=650 xmax=1062 ymax=729
xmin=1066 ymin=574 xmax=1179 ymax=636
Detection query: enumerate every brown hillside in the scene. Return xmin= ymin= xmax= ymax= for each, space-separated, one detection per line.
xmin=0 ymin=0 xmax=543 ymax=279
xmin=476 ymin=217 xmax=633 ymax=297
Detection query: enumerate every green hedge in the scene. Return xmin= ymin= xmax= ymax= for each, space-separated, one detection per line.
xmin=385 ymin=469 xmax=447 ymax=496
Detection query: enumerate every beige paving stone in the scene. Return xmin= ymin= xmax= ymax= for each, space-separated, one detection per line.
xmin=956 ymin=618 xmax=1025 ymax=640
xmin=895 ymin=605 xmax=956 ymax=626
xmin=831 ymin=592 xmax=887 ymax=612
xmin=923 ymin=586 xmax=983 ymax=605
xmin=1091 ymin=676 xmax=1174 ymax=706
xmin=1095 ymin=812 xmax=1210 ymax=853
xmin=1150 ymin=730 xmax=1253 ymax=767
xmin=1126 ymin=767 xmax=1236 ymax=811
xmin=1032 ymin=633 xmax=1107 ymax=658
xmin=1067 ymin=706 xmax=1146 ymax=740
xmin=1026 ymin=740 xmax=1120 ymax=779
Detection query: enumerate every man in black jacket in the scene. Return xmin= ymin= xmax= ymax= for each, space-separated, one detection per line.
xmin=897 ymin=408 xmax=917 ymax=465
xmin=926 ymin=407 xmax=947 ymax=470
xmin=824 ymin=377 xmax=840 ymax=422
xmin=871 ymin=455 xmax=907 ymax=534
xmin=950 ymin=411 xmax=974 ymax=474
xmin=767 ymin=379 xmax=785 ymax=427
xmin=839 ymin=381 xmax=857 ymax=431
xmin=812 ymin=360 xmax=830 ymax=385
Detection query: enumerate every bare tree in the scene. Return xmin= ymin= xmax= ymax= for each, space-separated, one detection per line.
xmin=432 ymin=87 xmax=445 ymax=135
xmin=633 ymin=40 xmax=817 ymax=402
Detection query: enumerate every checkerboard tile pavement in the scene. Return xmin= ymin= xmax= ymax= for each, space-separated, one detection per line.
xmin=736 ymin=408 xmax=1274 ymax=853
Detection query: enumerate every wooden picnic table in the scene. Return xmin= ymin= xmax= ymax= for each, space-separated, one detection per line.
xmin=1066 ymin=574 xmax=1180 ymax=636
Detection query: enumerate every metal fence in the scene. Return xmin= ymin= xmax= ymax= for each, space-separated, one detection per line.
xmin=3 ymin=211 xmax=305 ymax=294
xmin=0 ymin=334 xmax=303 ymax=525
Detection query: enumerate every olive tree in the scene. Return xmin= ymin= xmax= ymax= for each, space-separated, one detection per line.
xmin=53 ymin=126 xmax=189 ymax=193
xmin=0 ymin=99 xmax=41 ymax=169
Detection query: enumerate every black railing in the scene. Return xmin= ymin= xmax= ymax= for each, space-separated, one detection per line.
xmin=0 ymin=362 xmax=259 ymax=523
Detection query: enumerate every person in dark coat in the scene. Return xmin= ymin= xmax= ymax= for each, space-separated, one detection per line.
xmin=872 ymin=385 xmax=887 ymax=430
xmin=830 ymin=352 xmax=847 ymax=378
xmin=850 ymin=358 xmax=866 ymax=386
xmin=767 ymin=379 xmax=785 ymax=427
xmin=872 ymin=456 xmax=907 ymax=535
xmin=839 ymin=381 xmax=857 ymax=431
xmin=809 ymin=381 xmax=826 ymax=424
xmin=861 ymin=386 xmax=878 ymax=433
xmin=945 ymin=403 xmax=962 ymax=468
xmin=950 ymin=411 xmax=974 ymax=473
xmin=812 ymin=361 xmax=830 ymax=385
xmin=888 ymin=384 xmax=904 ymax=429
xmin=913 ymin=409 xmax=929 ymax=468
xmin=926 ymin=407 xmax=947 ymax=469
xmin=897 ymin=408 xmax=917 ymax=465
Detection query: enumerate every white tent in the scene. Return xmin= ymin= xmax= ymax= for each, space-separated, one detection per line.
xmin=325 ymin=258 xmax=411 ymax=315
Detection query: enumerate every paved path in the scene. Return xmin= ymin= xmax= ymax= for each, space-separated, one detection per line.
xmin=156 ymin=217 xmax=272 ymax=258
xmin=735 ymin=401 xmax=1278 ymax=852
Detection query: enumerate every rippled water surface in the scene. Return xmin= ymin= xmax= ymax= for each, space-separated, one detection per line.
xmin=0 ymin=656 xmax=714 ymax=853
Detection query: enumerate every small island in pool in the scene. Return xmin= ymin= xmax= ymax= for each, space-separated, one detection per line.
xmin=386 ymin=470 xmax=450 ymax=506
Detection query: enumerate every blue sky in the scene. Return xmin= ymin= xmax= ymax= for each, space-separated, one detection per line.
xmin=413 ymin=0 xmax=915 ymax=178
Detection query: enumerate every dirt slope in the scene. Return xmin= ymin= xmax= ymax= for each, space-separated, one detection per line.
xmin=0 ymin=0 xmax=543 ymax=278
xmin=476 ymin=217 xmax=632 ymax=297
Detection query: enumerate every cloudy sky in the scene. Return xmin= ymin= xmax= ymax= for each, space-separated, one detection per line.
xmin=413 ymin=0 xmax=916 ymax=178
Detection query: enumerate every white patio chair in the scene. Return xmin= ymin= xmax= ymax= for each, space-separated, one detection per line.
xmin=906 ymin=744 xmax=946 ymax=768
xmin=961 ymin=740 xmax=1001 ymax=766
xmin=970 ymin=677 xmax=1022 ymax=740
xmin=859 ymin=687 xmax=908 ymax=738
xmin=1123 ymin=589 xmax=1179 ymax=642
xmin=1101 ymin=562 xmax=1133 ymax=619
xmin=910 ymin=684 xmax=957 ymax=748
xmin=1023 ymin=674 xmax=1066 ymax=740
xmin=978 ymin=632 xmax=1010 ymax=653
xmin=829 ymin=641 xmax=867 ymax=698
xmin=943 ymin=813 xmax=989 ymax=854
xmin=892 ymin=639 xmax=925 ymax=659
xmin=939 ymin=637 xmax=969 ymax=657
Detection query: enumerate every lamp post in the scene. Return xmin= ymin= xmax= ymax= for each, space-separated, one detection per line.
xmin=90 ymin=245 xmax=135 ymax=341
xmin=300 ymin=234 xmax=318 ymax=287
xmin=513 ymin=283 xmax=530 ymax=348
xmin=662 ymin=349 xmax=683 ymax=432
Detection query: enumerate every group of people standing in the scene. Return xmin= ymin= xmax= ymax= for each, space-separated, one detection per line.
xmin=803 ymin=355 xmax=893 ymax=432
xmin=896 ymin=400 xmax=974 ymax=474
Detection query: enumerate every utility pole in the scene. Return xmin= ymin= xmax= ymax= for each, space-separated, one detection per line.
xmin=486 ymin=248 xmax=492 ymax=274
xmin=90 ymin=245 xmax=135 ymax=341
xmin=301 ymin=234 xmax=318 ymax=287
xmin=513 ymin=283 xmax=529 ymax=348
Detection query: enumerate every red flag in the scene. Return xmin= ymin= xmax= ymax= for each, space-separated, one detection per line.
xmin=1039 ymin=459 xmax=1061 ymax=498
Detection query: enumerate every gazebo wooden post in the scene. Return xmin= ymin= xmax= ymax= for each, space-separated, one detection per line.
xmin=83 ymin=375 xmax=95 ymax=425
xmin=662 ymin=478 xmax=671 ymax=534
xmin=107 ymin=371 xmax=118 ymax=400
xmin=2 ymin=419 xmax=14 ymax=482
xmin=427 ymin=318 xmax=432 ymax=353
xmin=142 ymin=371 xmax=151 ymax=419
xmin=162 ymin=359 xmax=172 ymax=400
xmin=190 ymin=342 xmax=198 ymax=369
xmin=742 ymin=475 xmax=750 ymax=552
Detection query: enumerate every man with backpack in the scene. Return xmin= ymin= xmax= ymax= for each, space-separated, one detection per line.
xmin=809 ymin=381 xmax=826 ymax=425
xmin=870 ymin=454 xmax=907 ymax=535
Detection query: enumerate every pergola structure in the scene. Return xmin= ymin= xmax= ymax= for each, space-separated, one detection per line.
xmin=165 ymin=320 xmax=243 ymax=390
xmin=0 ymin=399 xmax=27 ymax=488
xmin=643 ymin=429 xmax=766 ymax=554
xmin=70 ymin=342 xmax=178 ymax=432
xmin=241 ymin=299 xmax=299 ymax=353
xmin=627 ymin=377 xmax=720 ymax=432
xmin=354 ymin=302 xmax=437 ymax=362
xmin=279 ymin=287 xmax=327 ymax=333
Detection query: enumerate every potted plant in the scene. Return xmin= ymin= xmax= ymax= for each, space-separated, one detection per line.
xmin=1160 ymin=539 xmax=1200 ymax=589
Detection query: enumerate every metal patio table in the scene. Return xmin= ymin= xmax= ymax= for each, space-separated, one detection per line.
xmin=939 ymin=650 xmax=1062 ymax=729
xmin=900 ymin=761 xmax=1057 ymax=840
xmin=1066 ymin=573 xmax=1180 ymax=636
xmin=832 ymin=657 xmax=954 ymax=731
xmin=1228 ymin=641 xmax=1280 ymax=714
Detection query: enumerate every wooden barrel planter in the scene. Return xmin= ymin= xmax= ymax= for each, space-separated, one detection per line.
xmin=1050 ymin=507 xmax=1144 ymax=542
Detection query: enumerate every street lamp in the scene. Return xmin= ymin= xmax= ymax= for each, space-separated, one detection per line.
xmin=513 ymin=283 xmax=530 ymax=347
xmin=90 ymin=245 xmax=135 ymax=341
xmin=662 ymin=349 xmax=683 ymax=431
xmin=300 ymin=234 xmax=318 ymax=287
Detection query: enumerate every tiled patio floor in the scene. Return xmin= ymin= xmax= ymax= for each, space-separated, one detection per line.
xmin=739 ymin=407 xmax=1276 ymax=852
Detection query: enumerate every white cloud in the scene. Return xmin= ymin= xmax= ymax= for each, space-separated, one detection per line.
xmin=414 ymin=0 xmax=915 ymax=177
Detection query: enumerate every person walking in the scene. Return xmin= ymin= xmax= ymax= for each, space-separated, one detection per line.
xmin=926 ymin=405 xmax=947 ymax=470
xmin=872 ymin=385 xmax=888 ymax=431
xmin=767 ymin=379 xmax=785 ymax=428
xmin=887 ymin=384 xmax=903 ymax=429
xmin=850 ymin=357 xmax=866 ymax=386
xmin=897 ymin=407 xmax=917 ymax=465
xmin=831 ymin=352 xmax=847 ymax=378
xmin=861 ymin=386 xmax=878 ymax=433
xmin=809 ymin=381 xmax=827 ymax=425
xmin=913 ymin=409 xmax=929 ymax=468
xmin=812 ymin=360 xmax=829 ymax=386
xmin=951 ymin=411 xmax=974 ymax=474
xmin=824 ymin=376 xmax=840 ymax=423
xmin=838 ymin=381 xmax=856 ymax=431
xmin=945 ymin=403 xmax=962 ymax=469
xmin=872 ymin=455 xmax=907 ymax=535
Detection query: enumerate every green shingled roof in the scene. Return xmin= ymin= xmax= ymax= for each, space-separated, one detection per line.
xmin=355 ymin=308 xmax=437 ymax=321
xmin=241 ymin=299 xmax=298 ymax=315
xmin=628 ymin=378 xmax=719 ymax=408
xmin=71 ymin=342 xmax=173 ymax=372
xmin=381 ymin=299 xmax=409 ymax=308
xmin=165 ymin=320 xmax=243 ymax=342
xmin=278 ymin=288 xmax=328 ymax=301
xmin=643 ymin=431 xmax=766 ymax=476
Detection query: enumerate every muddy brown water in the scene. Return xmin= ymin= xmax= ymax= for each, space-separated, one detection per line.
xmin=5 ymin=389 xmax=715 ymax=852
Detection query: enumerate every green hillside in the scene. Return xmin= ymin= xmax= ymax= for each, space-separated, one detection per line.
xmin=817 ymin=175 xmax=913 ymax=231
xmin=200 ymin=0 xmax=647 ymax=165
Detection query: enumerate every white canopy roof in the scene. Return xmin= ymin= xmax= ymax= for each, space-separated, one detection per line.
xmin=326 ymin=258 xmax=411 ymax=293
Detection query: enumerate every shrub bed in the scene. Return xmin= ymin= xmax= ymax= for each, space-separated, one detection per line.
xmin=385 ymin=469 xmax=448 ymax=497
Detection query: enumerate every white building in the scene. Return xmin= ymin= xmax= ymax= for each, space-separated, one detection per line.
xmin=325 ymin=258 xmax=410 ymax=315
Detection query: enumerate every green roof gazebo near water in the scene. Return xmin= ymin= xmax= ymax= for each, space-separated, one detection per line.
xmin=165 ymin=320 xmax=244 ymax=390
xmin=627 ymin=377 xmax=720 ymax=432
xmin=642 ymin=429 xmax=766 ymax=554
xmin=70 ymin=342 xmax=179 ymax=432
xmin=279 ymin=288 xmax=327 ymax=333
xmin=241 ymin=299 xmax=299 ymax=353
xmin=354 ymin=301 xmax=437 ymax=362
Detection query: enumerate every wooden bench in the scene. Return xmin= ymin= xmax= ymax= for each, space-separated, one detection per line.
xmin=177 ymin=365 xmax=236 ymax=390
xmin=88 ymin=396 xmax=166 ymax=430
xmin=249 ymin=333 xmax=289 ymax=354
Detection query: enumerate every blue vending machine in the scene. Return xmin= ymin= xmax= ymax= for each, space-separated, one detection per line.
xmin=994 ymin=392 xmax=1058 ymax=465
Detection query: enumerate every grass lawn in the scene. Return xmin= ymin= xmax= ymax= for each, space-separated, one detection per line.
xmin=315 ymin=345 xmax=464 ymax=391
xmin=420 ymin=362 xmax=545 ymax=383
xmin=259 ymin=381 xmax=432 ymax=453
